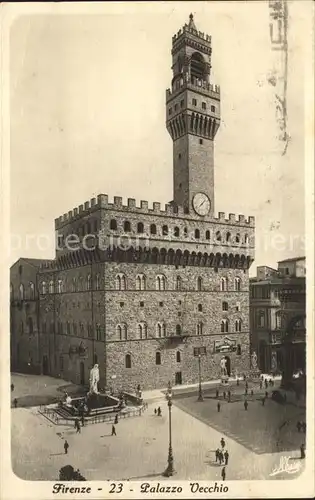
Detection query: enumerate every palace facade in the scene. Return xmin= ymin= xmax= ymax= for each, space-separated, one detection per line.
xmin=10 ymin=15 xmax=255 ymax=390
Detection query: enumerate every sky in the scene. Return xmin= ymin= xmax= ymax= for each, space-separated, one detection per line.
xmin=9 ymin=1 xmax=306 ymax=275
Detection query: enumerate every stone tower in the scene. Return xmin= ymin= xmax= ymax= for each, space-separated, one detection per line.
xmin=166 ymin=14 xmax=220 ymax=217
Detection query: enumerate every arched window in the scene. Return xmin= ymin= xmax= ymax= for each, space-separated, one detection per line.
xmin=162 ymin=225 xmax=168 ymax=236
xmin=117 ymin=324 xmax=127 ymax=340
xmin=136 ymin=274 xmax=146 ymax=291
xmin=156 ymin=322 xmax=166 ymax=337
xmin=176 ymin=276 xmax=182 ymax=291
xmin=80 ymin=323 xmax=84 ymax=336
xmin=138 ymin=322 xmax=148 ymax=339
xmin=190 ymin=52 xmax=206 ymax=80
xmin=197 ymin=322 xmax=203 ymax=335
xmin=49 ymin=281 xmax=54 ymax=294
xmin=156 ymin=274 xmax=166 ymax=291
xmin=220 ymin=277 xmax=227 ymax=291
xmin=216 ymin=231 xmax=222 ymax=241
xmin=124 ymin=221 xmax=131 ymax=232
xmin=195 ymin=229 xmax=200 ymax=239
xmin=29 ymin=282 xmax=35 ymax=300
xmin=57 ymin=280 xmax=63 ymax=293
xmin=72 ymin=278 xmax=77 ymax=292
xmin=221 ymin=319 xmax=229 ymax=333
xmin=73 ymin=323 xmax=77 ymax=336
xmin=155 ymin=352 xmax=161 ymax=365
xmin=150 ymin=224 xmax=157 ymax=235
xmin=79 ymin=276 xmax=84 ymax=291
xmin=197 ymin=277 xmax=202 ymax=291
xmin=235 ymin=319 xmax=242 ymax=332
xmin=176 ymin=324 xmax=182 ymax=335
xmin=176 ymin=351 xmax=181 ymax=363
xmin=137 ymin=222 xmax=144 ymax=233
xmin=235 ymin=233 xmax=240 ymax=243
xmin=19 ymin=283 xmax=24 ymax=300
xmin=116 ymin=273 xmax=127 ymax=290
xmin=244 ymin=234 xmax=249 ymax=244
xmin=96 ymin=324 xmax=102 ymax=340
xmin=237 ymin=344 xmax=242 ymax=355
xmin=67 ymin=321 xmax=71 ymax=335
xmin=125 ymin=354 xmax=131 ymax=368
xmin=184 ymin=227 xmax=188 ymax=237
xmin=87 ymin=275 xmax=92 ymax=290
xmin=258 ymin=310 xmax=265 ymax=327
xmin=110 ymin=219 xmax=117 ymax=230
xmin=41 ymin=282 xmax=47 ymax=294
xmin=226 ymin=232 xmax=231 ymax=243
xmin=95 ymin=274 xmax=100 ymax=290
xmin=205 ymin=230 xmax=210 ymax=240
xmin=198 ymin=303 xmax=203 ymax=312
xmin=174 ymin=226 xmax=180 ymax=237
xmin=234 ymin=277 xmax=241 ymax=291
xmin=222 ymin=301 xmax=228 ymax=311
xmin=28 ymin=317 xmax=33 ymax=334
xmin=10 ymin=283 xmax=14 ymax=300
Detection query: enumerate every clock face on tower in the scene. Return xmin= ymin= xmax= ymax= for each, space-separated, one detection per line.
xmin=193 ymin=193 xmax=211 ymax=216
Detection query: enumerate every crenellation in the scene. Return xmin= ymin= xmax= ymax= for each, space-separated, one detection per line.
xmin=229 ymin=213 xmax=236 ymax=222
xmin=218 ymin=212 xmax=226 ymax=221
xmin=97 ymin=194 xmax=108 ymax=207
xmin=84 ymin=201 xmax=90 ymax=211
xmin=128 ymin=198 xmax=136 ymax=209
xmin=90 ymin=198 xmax=96 ymax=207
xmin=153 ymin=202 xmax=161 ymax=212
xmin=114 ymin=196 xmax=123 ymax=206
xmin=248 ymin=216 xmax=255 ymax=225
xmin=165 ymin=204 xmax=173 ymax=215
xmin=79 ymin=204 xmax=84 ymax=213
xmin=68 ymin=210 xmax=73 ymax=219
xmin=238 ymin=215 xmax=245 ymax=223
xmin=74 ymin=208 xmax=78 ymax=216
xmin=140 ymin=200 xmax=148 ymax=210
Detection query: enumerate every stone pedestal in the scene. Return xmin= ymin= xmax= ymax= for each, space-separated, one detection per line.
xmin=220 ymin=375 xmax=229 ymax=386
xmin=248 ymin=370 xmax=261 ymax=381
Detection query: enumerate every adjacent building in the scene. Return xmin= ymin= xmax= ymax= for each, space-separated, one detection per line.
xmin=10 ymin=15 xmax=255 ymax=390
xmin=250 ymin=257 xmax=306 ymax=376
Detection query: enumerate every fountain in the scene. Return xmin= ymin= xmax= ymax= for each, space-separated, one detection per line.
xmin=57 ymin=365 xmax=121 ymax=419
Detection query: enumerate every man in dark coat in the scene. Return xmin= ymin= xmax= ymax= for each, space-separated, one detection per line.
xmin=221 ymin=466 xmax=226 ymax=481
xmin=64 ymin=440 xmax=69 ymax=454
xmin=215 ymin=448 xmax=220 ymax=463
xmin=13 ymin=398 xmax=18 ymax=408
xmin=111 ymin=425 xmax=116 ymax=436
xmin=216 ymin=389 xmax=219 ymax=398
xmin=244 ymin=400 xmax=248 ymax=411
xmin=224 ymin=450 xmax=229 ymax=465
xmin=220 ymin=437 xmax=226 ymax=449
xmin=114 ymin=414 xmax=119 ymax=425
xmin=300 ymin=443 xmax=305 ymax=459
xmin=217 ymin=402 xmax=221 ymax=412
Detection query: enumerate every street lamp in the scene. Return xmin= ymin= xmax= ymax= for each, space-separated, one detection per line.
xmin=198 ymin=354 xmax=204 ymax=402
xmin=163 ymin=382 xmax=175 ymax=477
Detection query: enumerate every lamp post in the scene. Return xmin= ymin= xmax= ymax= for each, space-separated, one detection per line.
xmin=198 ymin=354 xmax=204 ymax=402
xmin=163 ymin=382 xmax=175 ymax=477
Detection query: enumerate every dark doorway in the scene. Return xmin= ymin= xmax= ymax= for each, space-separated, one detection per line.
xmin=175 ymin=371 xmax=182 ymax=385
xmin=224 ymin=356 xmax=231 ymax=377
xmin=43 ymin=355 xmax=49 ymax=375
xmin=80 ymin=361 xmax=85 ymax=386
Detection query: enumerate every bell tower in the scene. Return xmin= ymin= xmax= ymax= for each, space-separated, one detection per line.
xmin=166 ymin=14 xmax=221 ymax=217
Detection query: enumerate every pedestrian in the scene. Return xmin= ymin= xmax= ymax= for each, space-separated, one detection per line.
xmin=259 ymin=380 xmax=263 ymax=390
xmin=245 ymin=381 xmax=248 ymax=390
xmin=114 ymin=414 xmax=118 ymax=425
xmin=220 ymin=437 xmax=226 ymax=449
xmin=216 ymin=389 xmax=219 ymax=398
xmin=217 ymin=402 xmax=221 ymax=413
xmin=244 ymin=400 xmax=248 ymax=411
xmin=215 ymin=448 xmax=220 ymax=463
xmin=64 ymin=440 xmax=69 ymax=454
xmin=296 ymin=421 xmax=301 ymax=433
xmin=157 ymin=406 xmax=162 ymax=416
xmin=262 ymin=397 xmax=266 ymax=406
xmin=111 ymin=424 xmax=116 ymax=436
xmin=223 ymin=391 xmax=226 ymax=400
xmin=154 ymin=408 xmax=157 ymax=415
xmin=228 ymin=390 xmax=231 ymax=402
xmin=219 ymin=450 xmax=224 ymax=465
xmin=265 ymin=391 xmax=268 ymax=398
xmin=81 ymin=415 xmax=85 ymax=427
xmin=11 ymin=383 xmax=14 ymax=392
xmin=300 ymin=443 xmax=305 ymax=459
xmin=250 ymin=389 xmax=254 ymax=396
xmin=236 ymin=378 xmax=240 ymax=386
xmin=265 ymin=379 xmax=268 ymax=389
xmin=302 ymin=422 xmax=306 ymax=434
xmin=221 ymin=466 xmax=226 ymax=481
xmin=13 ymin=398 xmax=18 ymax=408
xmin=245 ymin=387 xmax=248 ymax=396
xmin=224 ymin=449 xmax=229 ymax=465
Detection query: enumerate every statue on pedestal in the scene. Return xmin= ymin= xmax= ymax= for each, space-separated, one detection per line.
xmin=220 ymin=357 xmax=227 ymax=376
xmin=89 ymin=364 xmax=100 ymax=394
xmin=251 ymin=351 xmax=258 ymax=371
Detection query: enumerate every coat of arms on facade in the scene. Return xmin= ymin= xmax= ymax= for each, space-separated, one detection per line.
xmin=214 ymin=337 xmax=237 ymax=354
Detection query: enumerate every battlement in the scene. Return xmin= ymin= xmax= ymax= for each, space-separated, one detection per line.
xmin=166 ymin=76 xmax=220 ymax=101
xmin=54 ymin=193 xmax=255 ymax=229
xmin=172 ymin=24 xmax=212 ymax=45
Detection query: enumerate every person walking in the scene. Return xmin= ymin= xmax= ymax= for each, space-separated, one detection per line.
xmin=236 ymin=378 xmax=240 ymax=386
xmin=245 ymin=381 xmax=248 ymax=390
xmin=111 ymin=425 xmax=116 ymax=436
xmin=220 ymin=437 xmax=226 ymax=449
xmin=215 ymin=448 xmax=220 ymax=463
xmin=228 ymin=391 xmax=231 ymax=402
xmin=244 ymin=400 xmax=248 ymax=411
xmin=81 ymin=415 xmax=85 ymax=427
xmin=250 ymin=389 xmax=254 ymax=396
xmin=300 ymin=443 xmax=305 ymax=459
xmin=261 ymin=396 xmax=266 ymax=406
xmin=265 ymin=379 xmax=268 ymax=389
xmin=216 ymin=389 xmax=219 ymax=398
xmin=157 ymin=407 xmax=162 ymax=416
xmin=221 ymin=466 xmax=226 ymax=481
xmin=114 ymin=413 xmax=119 ymax=425
xmin=224 ymin=450 xmax=229 ymax=465
xmin=13 ymin=398 xmax=18 ymax=408
xmin=297 ymin=421 xmax=301 ymax=433
xmin=219 ymin=450 xmax=224 ymax=465
xmin=217 ymin=401 xmax=221 ymax=413
xmin=11 ymin=383 xmax=14 ymax=392
xmin=223 ymin=391 xmax=226 ymax=400
xmin=265 ymin=391 xmax=268 ymax=398
xmin=259 ymin=380 xmax=263 ymax=390
xmin=154 ymin=408 xmax=157 ymax=415
xmin=245 ymin=387 xmax=248 ymax=396
xmin=64 ymin=440 xmax=69 ymax=454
